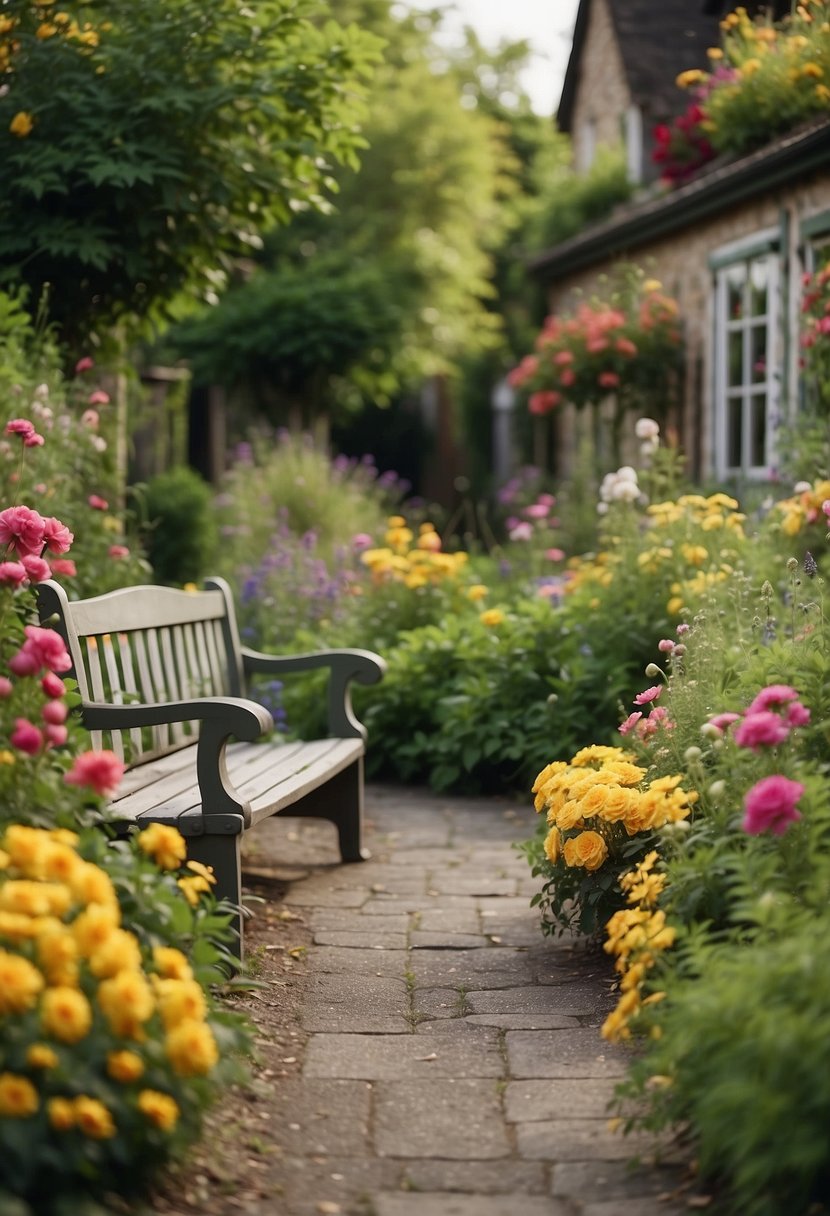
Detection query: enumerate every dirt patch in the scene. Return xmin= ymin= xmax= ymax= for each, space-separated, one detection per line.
xmin=145 ymin=869 xmax=315 ymax=1216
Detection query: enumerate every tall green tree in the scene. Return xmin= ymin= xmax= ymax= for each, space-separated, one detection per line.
xmin=0 ymin=0 xmax=382 ymax=343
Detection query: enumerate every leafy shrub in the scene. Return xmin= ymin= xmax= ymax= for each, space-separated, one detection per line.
xmin=142 ymin=466 xmax=218 ymax=586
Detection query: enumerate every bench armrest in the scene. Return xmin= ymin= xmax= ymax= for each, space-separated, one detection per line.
xmin=240 ymin=647 xmax=386 ymax=741
xmin=82 ymin=697 xmax=273 ymax=831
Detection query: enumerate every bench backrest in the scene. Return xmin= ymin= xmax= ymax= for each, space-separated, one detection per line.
xmin=37 ymin=577 xmax=245 ymax=766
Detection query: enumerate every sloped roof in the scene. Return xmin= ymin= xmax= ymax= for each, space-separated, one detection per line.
xmin=558 ymin=0 xmax=721 ymax=132
xmin=530 ymin=117 xmax=830 ymax=279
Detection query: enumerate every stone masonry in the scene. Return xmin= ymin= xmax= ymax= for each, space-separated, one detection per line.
xmin=239 ymin=784 xmax=699 ymax=1216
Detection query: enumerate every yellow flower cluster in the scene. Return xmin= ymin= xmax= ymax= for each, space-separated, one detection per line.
xmin=533 ymin=748 xmax=698 ymax=877
xmin=774 ymin=478 xmax=830 ymax=537
xmin=0 ymin=823 xmax=219 ymax=1140
xmin=360 ymin=516 xmax=468 ymax=590
xmin=602 ymin=851 xmax=676 ymax=1043
xmin=1 ymin=3 xmax=102 ymax=82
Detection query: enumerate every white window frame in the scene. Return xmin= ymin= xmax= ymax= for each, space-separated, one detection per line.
xmin=712 ymin=232 xmax=780 ymax=481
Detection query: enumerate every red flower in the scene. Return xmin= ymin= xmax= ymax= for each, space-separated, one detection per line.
xmin=64 ymin=750 xmax=125 ymax=797
xmin=598 ymin=371 xmax=620 ymax=389
xmin=88 ymin=495 xmax=109 ymax=511
xmin=74 ymin=356 xmax=95 ymax=373
xmin=41 ymin=673 xmax=66 ymax=699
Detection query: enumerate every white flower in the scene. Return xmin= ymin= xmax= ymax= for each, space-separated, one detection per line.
xmin=616 ymin=465 xmax=638 ymax=482
xmin=91 ymin=436 xmax=107 ymax=452
xmin=34 ymin=383 xmax=49 ymax=399
xmin=611 ymin=479 xmax=640 ymax=503
xmin=793 ymin=481 xmax=812 ymax=494
xmin=635 ymin=417 xmax=660 ymax=440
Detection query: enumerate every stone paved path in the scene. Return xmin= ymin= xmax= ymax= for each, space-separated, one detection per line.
xmin=243 ymin=784 xmax=696 ymax=1216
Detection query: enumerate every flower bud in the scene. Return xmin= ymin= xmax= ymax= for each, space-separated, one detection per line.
xmin=683 ymin=746 xmax=702 ymax=763
xmin=708 ymin=780 xmax=726 ymax=801
xmin=645 ymin=663 xmax=661 ymax=678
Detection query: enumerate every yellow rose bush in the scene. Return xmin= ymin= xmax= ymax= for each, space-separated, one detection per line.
xmin=527 ymin=745 xmax=697 ymax=936
xmin=0 ymin=821 xmax=251 ymax=1209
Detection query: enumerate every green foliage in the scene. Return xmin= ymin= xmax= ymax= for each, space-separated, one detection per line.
xmin=0 ymin=0 xmax=383 ymax=342
xmin=142 ymin=467 xmax=218 ymax=587
xmin=525 ymin=145 xmax=634 ymax=256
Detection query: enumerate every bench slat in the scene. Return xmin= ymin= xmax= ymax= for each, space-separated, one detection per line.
xmin=66 ymin=585 xmax=228 ymax=634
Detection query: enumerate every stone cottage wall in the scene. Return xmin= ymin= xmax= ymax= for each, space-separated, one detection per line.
xmin=569 ymin=0 xmax=630 ymax=171
xmin=540 ymin=168 xmax=830 ymax=482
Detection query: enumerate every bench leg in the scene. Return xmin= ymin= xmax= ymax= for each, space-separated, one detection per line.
xmin=289 ymin=758 xmax=369 ymax=863
xmin=186 ymin=832 xmax=244 ymax=963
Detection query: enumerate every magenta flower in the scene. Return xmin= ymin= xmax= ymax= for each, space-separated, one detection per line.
xmin=634 ymin=685 xmax=662 ymax=705
xmin=88 ymin=495 xmax=109 ymax=511
xmin=41 ymin=673 xmax=65 ymax=699
xmin=16 ymin=626 xmax=72 ymax=674
xmin=5 ymin=418 xmax=36 ymax=441
xmin=351 ymin=533 xmax=373 ymax=552
xmin=0 ymin=505 xmax=46 ymax=557
xmin=742 ymin=774 xmax=804 ymax=836
xmin=11 ymin=718 xmax=44 ymax=755
xmin=746 ymin=684 xmax=801 ymax=715
xmin=524 ymin=503 xmax=550 ymax=520
xmin=545 ymin=548 xmax=565 ymax=561
xmin=24 ymin=432 xmax=44 ymax=448
xmin=708 ymin=711 xmax=740 ymax=734
xmin=44 ymin=724 xmax=68 ymax=748
xmin=74 ymin=356 xmax=95 ymax=373
xmin=0 ymin=677 xmax=12 ymax=698
xmin=108 ymin=545 xmax=130 ymax=559
xmin=658 ymin=639 xmax=675 ymax=653
xmin=734 ymin=711 xmax=791 ymax=751
xmin=49 ymin=558 xmax=77 ymax=577
xmin=786 ymin=701 xmax=811 ymax=728
xmin=41 ymin=700 xmax=68 ymax=726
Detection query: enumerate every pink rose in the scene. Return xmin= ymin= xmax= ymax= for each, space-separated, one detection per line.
xmin=524 ymin=503 xmax=550 ymax=519
xmin=108 ymin=545 xmax=130 ymax=559
xmin=598 ymin=371 xmax=620 ymax=389
xmin=20 ymin=554 xmax=51 ymax=583
xmin=11 ymin=718 xmax=44 ymax=755
xmin=786 ymin=701 xmax=811 ymax=728
xmin=734 ymin=711 xmax=791 ymax=751
xmin=0 ymin=505 xmax=46 ymax=557
xmin=24 ymin=432 xmax=44 ymax=448
xmin=0 ymin=561 xmax=28 ymax=587
xmin=8 ymin=651 xmax=40 ymax=677
xmin=74 ymin=356 xmax=95 ymax=373
xmin=545 ymin=548 xmax=565 ymax=561
xmin=88 ymin=495 xmax=109 ymax=511
xmin=0 ymin=677 xmax=12 ymax=698
xmin=18 ymin=625 xmax=72 ymax=674
xmin=64 ymin=750 xmax=124 ymax=797
xmin=742 ymin=774 xmax=804 ymax=836
xmin=634 ymin=685 xmax=662 ymax=705
xmin=41 ymin=672 xmax=66 ymax=699
xmin=42 ymin=700 xmax=68 ymax=725
xmin=88 ymin=390 xmax=110 ymax=406
xmin=44 ymin=724 xmax=68 ymax=748
xmin=41 ymin=516 xmax=73 ymax=554
xmin=81 ymin=409 xmax=99 ymax=429
xmin=528 ymin=390 xmax=561 ymax=415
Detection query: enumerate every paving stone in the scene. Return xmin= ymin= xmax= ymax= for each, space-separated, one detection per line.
xmin=303 ymin=1029 xmax=503 ymax=1079
xmin=465 ymin=1014 xmax=581 ymax=1031
xmin=581 ymin=1200 xmax=687 ymax=1216
xmin=266 ymin=1079 xmax=372 ymax=1156
xmin=505 ymin=1029 xmax=628 ymax=1079
xmin=413 ymin=988 xmax=467 ymax=1021
xmin=361 ymin=895 xmax=473 ymax=915
xmin=309 ymin=910 xmax=409 ymax=934
xmin=415 ymin=908 xmax=482 ymax=934
xmin=269 ymin=1154 xmax=401 ymax=1216
xmin=505 ymin=1078 xmax=617 ymax=1122
xmin=305 ymin=946 xmax=409 ymax=978
xmin=312 ymin=929 xmax=409 ymax=950
xmin=409 ymin=945 xmax=533 ymax=979
xmin=515 ymin=1119 xmax=665 ymax=1162
xmin=427 ymin=874 xmax=518 ymax=896
xmin=302 ymin=974 xmax=409 ymax=1033
xmin=373 ymin=1194 xmax=571 ymax=1216
xmin=410 ymin=931 xmax=491 ymax=949
xmin=373 ymin=1079 xmax=510 ymax=1158
xmin=466 ymin=985 xmax=603 ymax=1018
xmin=283 ymin=885 xmax=370 ymax=908
xmin=401 ymin=1159 xmax=548 ymax=1195
xmin=551 ymin=1159 xmax=690 ymax=1202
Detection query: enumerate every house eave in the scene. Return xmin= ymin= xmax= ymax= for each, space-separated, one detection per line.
xmin=529 ymin=119 xmax=830 ymax=280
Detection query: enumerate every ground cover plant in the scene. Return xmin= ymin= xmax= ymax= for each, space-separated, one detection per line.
xmin=0 ymin=341 xmax=254 ymax=1213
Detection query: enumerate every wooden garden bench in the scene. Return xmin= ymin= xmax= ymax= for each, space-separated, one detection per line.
xmin=37 ymin=577 xmax=385 ymax=956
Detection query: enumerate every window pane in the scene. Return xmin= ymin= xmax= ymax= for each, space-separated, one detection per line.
xmin=749 ymin=259 xmax=768 ymax=317
xmin=751 ymin=325 xmax=768 ymax=383
xmin=728 ymin=396 xmax=743 ymax=468
xmin=728 ymin=330 xmax=744 ymax=387
xmin=751 ymin=393 xmax=767 ymax=468
xmin=726 ymin=265 xmax=745 ymax=321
